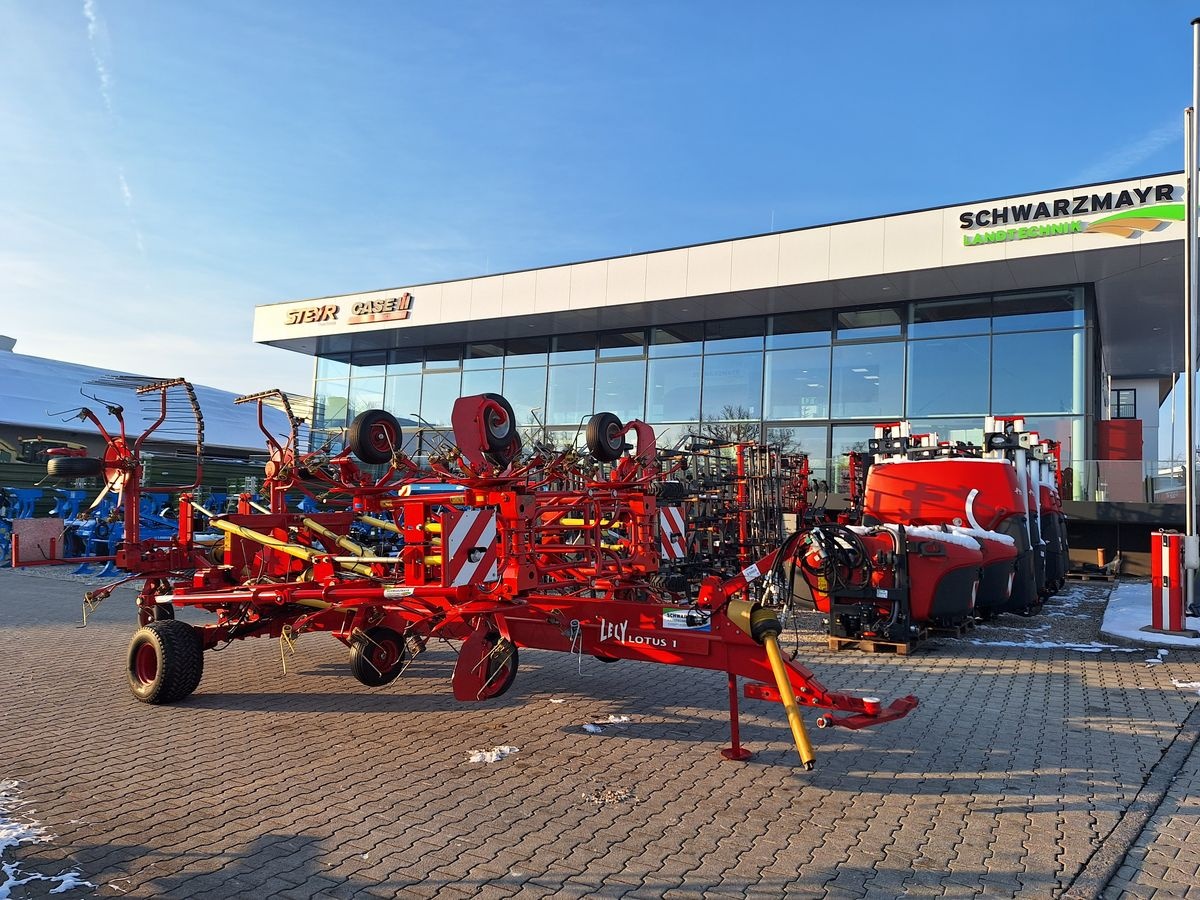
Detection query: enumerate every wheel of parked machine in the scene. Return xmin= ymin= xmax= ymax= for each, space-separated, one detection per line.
xmin=586 ymin=412 xmax=625 ymax=463
xmin=46 ymin=456 xmax=103 ymax=479
xmin=349 ymin=626 xmax=408 ymax=687
xmin=347 ymin=409 xmax=402 ymax=465
xmin=126 ymin=620 xmax=205 ymax=704
xmin=476 ymin=636 xmax=519 ymax=700
xmin=479 ymin=393 xmax=517 ymax=452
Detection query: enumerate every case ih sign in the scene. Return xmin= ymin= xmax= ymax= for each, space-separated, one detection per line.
xmin=285 ymin=293 xmax=414 ymax=326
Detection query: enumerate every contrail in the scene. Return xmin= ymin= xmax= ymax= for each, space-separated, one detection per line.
xmin=82 ymin=0 xmax=113 ymax=112
xmin=1076 ymin=116 xmax=1179 ymax=184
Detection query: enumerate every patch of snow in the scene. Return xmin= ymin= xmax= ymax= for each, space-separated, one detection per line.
xmin=582 ymin=723 xmax=604 ymax=734
xmin=1100 ymin=582 xmax=1200 ymax=649
xmin=548 ymin=698 xmax=566 ymax=704
xmin=467 ymin=746 xmax=519 ymax=764
xmin=946 ymin=525 xmax=1016 ymax=547
xmin=968 ymin=639 xmax=1142 ymax=653
xmin=847 ymin=523 xmax=982 ymax=551
xmin=605 ymin=715 xmax=631 ymax=724
xmin=1172 ymin=679 xmax=1200 ymax=695
xmin=0 ymin=782 xmax=92 ymax=898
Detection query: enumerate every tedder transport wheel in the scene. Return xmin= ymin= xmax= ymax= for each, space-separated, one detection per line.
xmin=126 ymin=620 xmax=204 ymax=704
xmin=349 ymin=627 xmax=408 ymax=687
xmin=478 ymin=637 xmax=519 ymax=700
xmin=480 ymin=393 xmax=517 ymax=451
xmin=347 ymin=409 xmax=402 ymax=465
xmin=46 ymin=456 xmax=104 ymax=479
xmin=585 ymin=412 xmax=625 ymax=463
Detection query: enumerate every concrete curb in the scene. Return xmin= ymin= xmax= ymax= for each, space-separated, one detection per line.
xmin=1060 ymin=698 xmax=1200 ymax=899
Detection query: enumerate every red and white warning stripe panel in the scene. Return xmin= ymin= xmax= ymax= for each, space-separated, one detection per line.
xmin=659 ymin=506 xmax=687 ymax=560
xmin=441 ymin=508 xmax=500 ymax=587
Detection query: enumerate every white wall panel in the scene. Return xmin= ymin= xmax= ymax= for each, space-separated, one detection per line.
xmin=883 ymin=211 xmax=942 ymax=273
xmin=829 ymin=219 xmax=885 ymax=279
xmin=607 ymin=254 xmax=647 ymax=306
xmin=534 ymin=266 xmax=572 ymax=313
xmin=645 ymin=248 xmax=689 ymax=302
xmin=730 ymin=235 xmax=780 ymax=292
xmin=569 ymin=260 xmax=609 ymax=310
xmin=500 ymin=270 xmax=537 ymax=316
xmin=469 ymin=275 xmax=503 ymax=320
xmin=685 ymin=242 xmax=733 ymax=297
xmin=777 ymin=228 xmax=830 ymax=286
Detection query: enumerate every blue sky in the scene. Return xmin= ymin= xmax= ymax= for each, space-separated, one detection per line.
xmin=0 ymin=1 xmax=1193 ymax=395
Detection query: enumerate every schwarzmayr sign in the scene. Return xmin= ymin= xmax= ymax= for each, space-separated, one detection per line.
xmin=959 ymin=183 xmax=1183 ymax=246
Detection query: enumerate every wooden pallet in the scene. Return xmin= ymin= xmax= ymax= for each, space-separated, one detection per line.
xmin=827 ymin=633 xmax=923 ymax=655
xmin=1066 ymin=570 xmax=1116 ymax=583
xmin=929 ymin=618 xmax=976 ymax=638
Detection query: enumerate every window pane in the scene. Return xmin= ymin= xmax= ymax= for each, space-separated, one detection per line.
xmin=420 ymin=371 xmax=462 ymax=425
xmin=650 ymin=323 xmax=704 ymax=357
xmin=831 ymin=425 xmax=875 ymax=491
xmin=645 ymin=422 xmax=691 ymax=450
xmin=765 ymin=347 xmax=830 ymax=420
xmin=314 ymin=381 xmax=349 ymax=431
xmin=551 ymin=333 xmax=595 ymax=364
xmin=351 ymin=350 xmax=388 ymax=376
xmin=1022 ymin=415 xmax=1083 ymax=469
xmin=767 ymin=311 xmax=832 ymax=349
xmin=598 ymin=329 xmax=646 ymax=359
xmin=546 ymin=363 xmax=594 ymax=425
xmin=909 ymin=296 xmax=991 ymax=338
xmin=316 ymin=354 xmax=351 ymax=380
xmin=992 ymin=288 xmax=1083 ymax=332
xmin=908 ymin=418 xmax=985 ymax=447
xmin=501 ymin=366 xmax=546 ymax=427
xmin=424 ymin=345 xmax=461 ymax=371
xmin=385 ymin=373 xmax=422 ymax=419
xmin=387 ymin=348 xmax=422 ymax=375
xmin=647 ymin=356 xmax=701 ymax=422
xmin=991 ymin=330 xmax=1083 ymax=414
xmin=906 ymin=336 xmax=989 ymax=416
xmin=836 ymin=307 xmax=901 ymax=340
xmin=505 ymin=336 xmax=549 ymax=368
xmin=705 ymin=317 xmax=764 ymax=354
xmin=701 ymin=352 xmax=763 ymax=420
xmin=764 ymin=423 xmax=829 ymax=480
xmin=595 ymin=359 xmax=646 ymax=422
xmin=348 ymin=376 xmax=386 ymax=419
xmin=831 ymin=343 xmax=904 ymax=418
xmin=463 ymin=343 xmax=504 ymax=370
xmin=461 ymin=369 xmax=503 ymax=398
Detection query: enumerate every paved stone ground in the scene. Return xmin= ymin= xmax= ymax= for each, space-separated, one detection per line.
xmin=1 ymin=567 xmax=1199 ymax=898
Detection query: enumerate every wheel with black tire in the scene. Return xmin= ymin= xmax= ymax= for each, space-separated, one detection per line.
xmin=126 ymin=620 xmax=205 ymax=704
xmin=349 ymin=627 xmax=408 ymax=687
xmin=46 ymin=456 xmax=103 ymax=479
xmin=347 ymin=409 xmax=403 ymax=465
xmin=586 ymin=412 xmax=625 ymax=463
xmin=477 ymin=636 xmax=519 ymax=700
xmin=479 ymin=393 xmax=517 ymax=452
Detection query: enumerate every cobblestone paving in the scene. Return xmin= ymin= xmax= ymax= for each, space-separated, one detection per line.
xmin=1103 ymin=695 xmax=1200 ymax=900
xmin=1 ymin=568 xmax=1198 ymax=898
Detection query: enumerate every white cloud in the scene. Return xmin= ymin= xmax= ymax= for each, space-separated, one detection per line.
xmin=82 ymin=0 xmax=113 ymax=112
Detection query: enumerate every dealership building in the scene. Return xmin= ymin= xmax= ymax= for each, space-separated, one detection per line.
xmin=253 ymin=173 xmax=1189 ymax=568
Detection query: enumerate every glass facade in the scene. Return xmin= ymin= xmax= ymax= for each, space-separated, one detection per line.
xmin=311 ymin=286 xmax=1092 ymax=466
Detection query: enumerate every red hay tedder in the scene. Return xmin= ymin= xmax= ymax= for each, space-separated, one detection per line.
xmin=68 ymin=379 xmax=917 ymax=769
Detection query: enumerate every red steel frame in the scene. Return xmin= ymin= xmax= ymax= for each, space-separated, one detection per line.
xmin=76 ymin=386 xmax=917 ymax=767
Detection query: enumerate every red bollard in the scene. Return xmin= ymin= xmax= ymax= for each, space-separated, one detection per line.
xmin=1148 ymin=531 xmax=1198 ymax=636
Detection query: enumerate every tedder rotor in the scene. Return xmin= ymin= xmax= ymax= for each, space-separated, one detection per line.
xmin=72 ymin=384 xmax=917 ymax=769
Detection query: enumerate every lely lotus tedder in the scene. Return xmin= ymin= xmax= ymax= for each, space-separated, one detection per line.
xmin=67 ymin=379 xmax=916 ymax=769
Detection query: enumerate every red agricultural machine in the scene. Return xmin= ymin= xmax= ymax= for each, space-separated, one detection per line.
xmin=68 ymin=380 xmax=916 ymax=769
xmin=796 ymin=417 xmax=1069 ymax=646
